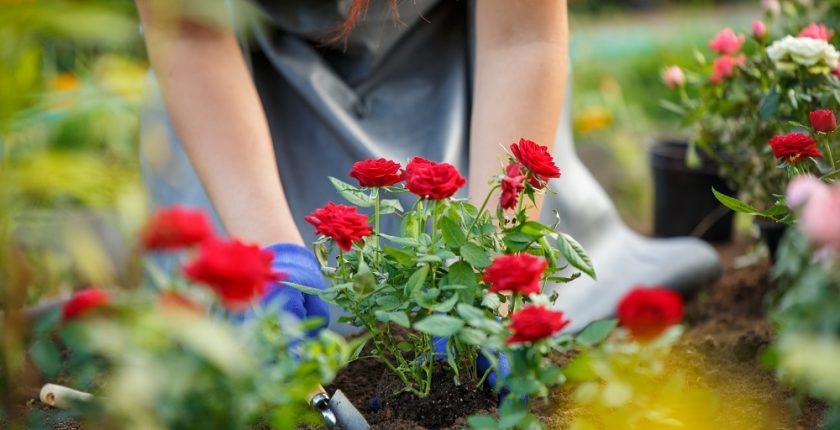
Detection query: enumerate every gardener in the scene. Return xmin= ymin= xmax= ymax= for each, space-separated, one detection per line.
xmin=136 ymin=0 xmax=720 ymax=335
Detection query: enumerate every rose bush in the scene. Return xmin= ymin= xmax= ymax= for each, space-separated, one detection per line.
xmin=293 ymin=139 xmax=613 ymax=428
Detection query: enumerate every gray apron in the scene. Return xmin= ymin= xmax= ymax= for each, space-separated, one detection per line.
xmin=141 ymin=0 xmax=472 ymax=241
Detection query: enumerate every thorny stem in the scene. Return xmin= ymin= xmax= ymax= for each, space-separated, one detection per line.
xmin=338 ymin=250 xmax=348 ymax=282
xmin=465 ymin=183 xmax=501 ymax=241
xmin=823 ymin=134 xmax=836 ymax=170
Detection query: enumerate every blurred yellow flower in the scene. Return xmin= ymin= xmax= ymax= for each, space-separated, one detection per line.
xmin=574 ymin=106 xmax=613 ymax=135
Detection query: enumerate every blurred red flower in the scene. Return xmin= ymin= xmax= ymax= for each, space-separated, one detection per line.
xmin=62 ymin=287 xmax=110 ymax=320
xmin=500 ymin=163 xmax=525 ymax=210
xmin=141 ymin=206 xmax=213 ymax=251
xmin=617 ymin=287 xmax=684 ymax=340
xmin=810 ymin=110 xmax=837 ymax=132
xmin=708 ymin=28 xmax=745 ymax=54
xmin=183 ymin=238 xmax=283 ymax=310
xmin=799 ymin=22 xmax=834 ymax=41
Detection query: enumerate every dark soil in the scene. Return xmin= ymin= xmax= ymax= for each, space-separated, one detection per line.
xmin=324 ymin=346 xmax=497 ymax=430
xmin=17 ymin=237 xmax=829 ymax=429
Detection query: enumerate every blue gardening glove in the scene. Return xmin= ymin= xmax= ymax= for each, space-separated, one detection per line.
xmin=432 ymin=336 xmax=512 ymax=401
xmin=261 ymin=243 xmax=330 ymax=336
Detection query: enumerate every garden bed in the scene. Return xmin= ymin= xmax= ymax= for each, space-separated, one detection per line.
xmin=21 ymin=237 xmax=826 ymax=429
xmin=326 ymin=237 xmax=826 ymax=429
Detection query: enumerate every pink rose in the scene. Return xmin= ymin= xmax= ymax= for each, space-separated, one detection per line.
xmin=786 ymin=175 xmax=827 ymax=209
xmin=799 ymin=23 xmax=834 ymax=41
xmin=801 ymin=185 xmax=840 ymax=250
xmin=662 ymin=66 xmax=685 ymax=88
xmin=752 ymin=20 xmax=767 ymax=40
xmin=709 ymin=28 xmax=745 ymax=55
xmin=710 ymin=54 xmax=745 ymax=84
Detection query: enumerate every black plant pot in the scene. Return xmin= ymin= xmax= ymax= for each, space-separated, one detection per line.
xmin=755 ymin=218 xmax=787 ymax=263
xmin=650 ymin=140 xmax=735 ymax=242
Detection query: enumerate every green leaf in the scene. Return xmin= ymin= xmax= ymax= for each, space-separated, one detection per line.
xmin=659 ymin=99 xmax=686 ymax=115
xmin=466 ymin=415 xmax=498 ymax=430
xmin=375 ymin=295 xmax=402 ymax=311
xmin=284 ymin=281 xmax=325 ymax=297
xmin=405 ymin=265 xmax=429 ymax=296
xmin=557 ymin=233 xmax=595 ymax=280
xmin=446 ymin=261 xmax=477 ymax=288
xmin=353 ymin=259 xmax=375 ymax=294
xmin=440 ymin=217 xmax=466 ymax=247
xmin=460 ymin=243 xmax=492 ymax=269
xmin=482 ymin=293 xmax=501 ymax=310
xmin=712 ymin=188 xmax=762 ymax=215
xmin=417 ymin=254 xmax=443 ymax=264
xmin=503 ymin=232 xmax=535 ymax=252
xmin=375 ymin=310 xmax=411 ymax=328
xmin=29 ymin=339 xmax=60 ymax=379
xmin=414 ymin=315 xmax=464 ymax=337
xmin=379 ymin=198 xmax=404 ymax=215
xmin=328 ymin=176 xmax=372 ymax=207
xmin=383 ymin=246 xmax=414 ymax=266
xmin=381 ymin=233 xmax=420 ymax=247
xmin=458 ymin=327 xmax=488 ymax=345
xmin=456 ymin=304 xmax=486 ymax=321
xmin=759 ymin=86 xmax=780 ymax=122
xmin=576 ymin=319 xmax=618 ymax=346
xmin=433 ymin=293 xmax=460 ymax=312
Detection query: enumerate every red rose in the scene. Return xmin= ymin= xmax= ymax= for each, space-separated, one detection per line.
xmin=507 ymin=305 xmax=570 ymax=344
xmin=799 ymin=22 xmax=834 ymax=41
xmin=484 ymin=253 xmax=548 ymax=295
xmin=62 ymin=287 xmax=110 ymax=320
xmin=183 ymin=238 xmax=283 ymax=310
xmin=349 ymin=158 xmax=404 ymax=187
xmin=141 ymin=206 xmax=214 ymax=251
xmin=510 ymin=139 xmax=561 ymax=184
xmin=305 ymin=202 xmax=372 ymax=251
xmin=710 ymin=54 xmax=745 ymax=84
xmin=810 ymin=110 xmax=838 ymax=132
xmin=708 ymin=28 xmax=745 ymax=55
xmin=500 ymin=163 xmax=525 ymax=210
xmin=617 ymin=287 xmax=683 ymax=341
xmin=769 ymin=133 xmax=822 ymax=164
xmin=404 ymin=157 xmax=466 ymax=200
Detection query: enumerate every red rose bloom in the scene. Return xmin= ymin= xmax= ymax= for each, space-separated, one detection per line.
xmin=349 ymin=158 xmax=404 ymax=187
xmin=305 ymin=202 xmax=372 ymax=251
xmin=617 ymin=287 xmax=684 ymax=341
xmin=404 ymin=157 xmax=466 ymax=200
xmin=799 ymin=22 xmax=834 ymax=41
xmin=183 ymin=238 xmax=283 ymax=310
xmin=500 ymin=163 xmax=525 ymax=210
xmin=708 ymin=27 xmax=745 ymax=55
xmin=62 ymin=287 xmax=110 ymax=320
xmin=769 ymin=133 xmax=822 ymax=164
xmin=510 ymin=139 xmax=561 ymax=183
xmin=484 ymin=254 xmax=548 ymax=295
xmin=507 ymin=305 xmax=570 ymax=344
xmin=810 ymin=110 xmax=838 ymax=133
xmin=141 ymin=206 xmax=213 ymax=251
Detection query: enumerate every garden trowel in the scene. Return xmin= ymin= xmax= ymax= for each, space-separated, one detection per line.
xmin=310 ymin=389 xmax=370 ymax=430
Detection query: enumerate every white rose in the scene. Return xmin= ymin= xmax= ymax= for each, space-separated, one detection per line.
xmin=767 ymin=36 xmax=840 ymax=73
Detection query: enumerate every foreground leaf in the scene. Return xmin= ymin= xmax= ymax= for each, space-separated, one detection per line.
xmin=414 ymin=315 xmax=464 ymax=337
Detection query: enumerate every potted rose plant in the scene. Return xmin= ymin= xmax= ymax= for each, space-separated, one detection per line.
xmin=662 ymin=1 xmax=840 ymax=255
xmin=294 ymin=139 xmax=617 ymax=426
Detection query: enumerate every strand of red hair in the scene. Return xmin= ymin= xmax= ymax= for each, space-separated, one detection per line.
xmin=327 ymin=0 xmax=400 ymax=46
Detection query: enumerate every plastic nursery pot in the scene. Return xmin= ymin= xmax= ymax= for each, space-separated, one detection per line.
xmin=754 ymin=218 xmax=787 ymax=263
xmin=649 ymin=140 xmax=735 ymax=242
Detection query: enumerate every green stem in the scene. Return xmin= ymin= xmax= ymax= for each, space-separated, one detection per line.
xmin=373 ymin=188 xmax=381 ymax=269
xmin=338 ymin=250 xmax=348 ymax=282
xmin=423 ymin=334 xmax=434 ymax=396
xmin=824 ymin=135 xmax=836 ymax=170
xmin=465 ymin=184 xmax=501 ymax=241
xmin=515 ymin=182 xmax=528 ymax=215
